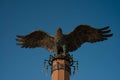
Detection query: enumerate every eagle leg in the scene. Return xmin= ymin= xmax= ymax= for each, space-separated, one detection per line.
xmin=55 ymin=46 xmax=62 ymax=57
xmin=62 ymin=45 xmax=68 ymax=56
xmin=54 ymin=45 xmax=67 ymax=57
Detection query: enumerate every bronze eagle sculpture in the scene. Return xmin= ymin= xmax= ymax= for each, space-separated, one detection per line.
xmin=16 ymin=25 xmax=113 ymax=55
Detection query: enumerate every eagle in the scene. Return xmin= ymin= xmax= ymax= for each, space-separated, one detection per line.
xmin=16 ymin=25 xmax=113 ymax=55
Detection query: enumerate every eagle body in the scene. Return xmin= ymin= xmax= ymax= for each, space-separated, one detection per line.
xmin=54 ymin=28 xmax=67 ymax=54
xmin=16 ymin=25 xmax=113 ymax=55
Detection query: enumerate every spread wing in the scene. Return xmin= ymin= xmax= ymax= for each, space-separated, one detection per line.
xmin=64 ymin=25 xmax=113 ymax=52
xmin=16 ymin=30 xmax=55 ymax=52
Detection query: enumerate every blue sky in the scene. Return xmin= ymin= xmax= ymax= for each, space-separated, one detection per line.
xmin=0 ymin=0 xmax=120 ymax=80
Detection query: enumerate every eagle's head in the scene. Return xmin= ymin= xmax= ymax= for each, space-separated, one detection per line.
xmin=56 ymin=27 xmax=62 ymax=34
xmin=56 ymin=27 xmax=63 ymax=39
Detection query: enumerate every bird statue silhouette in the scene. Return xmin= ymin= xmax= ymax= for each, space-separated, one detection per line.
xmin=16 ymin=24 xmax=113 ymax=55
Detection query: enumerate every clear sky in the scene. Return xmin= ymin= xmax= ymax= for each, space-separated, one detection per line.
xmin=0 ymin=0 xmax=120 ymax=80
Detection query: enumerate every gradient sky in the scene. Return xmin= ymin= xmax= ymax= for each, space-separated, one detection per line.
xmin=0 ymin=0 xmax=120 ymax=80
